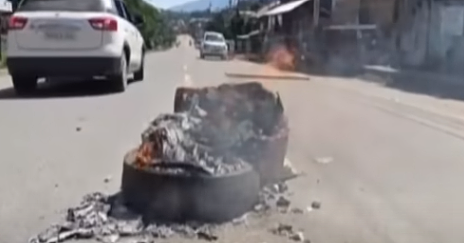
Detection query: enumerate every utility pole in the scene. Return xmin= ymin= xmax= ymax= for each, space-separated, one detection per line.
xmin=313 ymin=0 xmax=320 ymax=27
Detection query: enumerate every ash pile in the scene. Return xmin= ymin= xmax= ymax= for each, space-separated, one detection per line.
xmin=29 ymin=82 xmax=292 ymax=243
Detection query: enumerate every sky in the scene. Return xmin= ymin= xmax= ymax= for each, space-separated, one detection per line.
xmin=149 ymin=0 xmax=193 ymax=9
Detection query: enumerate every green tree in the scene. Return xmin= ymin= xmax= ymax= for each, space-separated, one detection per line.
xmin=124 ymin=0 xmax=176 ymax=49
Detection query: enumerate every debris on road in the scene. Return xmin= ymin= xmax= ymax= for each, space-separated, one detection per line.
xmin=290 ymin=231 xmax=305 ymax=242
xmin=290 ymin=208 xmax=304 ymax=214
xmin=31 ymin=180 xmax=300 ymax=243
xmin=276 ymin=196 xmax=291 ymax=208
xmin=30 ymin=82 xmax=302 ymax=243
xmin=311 ymin=201 xmax=322 ymax=210
xmin=29 ymin=193 xmax=221 ymax=243
xmin=271 ymin=223 xmax=308 ymax=242
xmin=104 ymin=175 xmax=112 ymax=183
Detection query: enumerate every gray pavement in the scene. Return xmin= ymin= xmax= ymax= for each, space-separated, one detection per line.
xmin=1 ymin=36 xmax=464 ymax=243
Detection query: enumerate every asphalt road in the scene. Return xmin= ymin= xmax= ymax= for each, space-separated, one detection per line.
xmin=1 ymin=36 xmax=464 ymax=243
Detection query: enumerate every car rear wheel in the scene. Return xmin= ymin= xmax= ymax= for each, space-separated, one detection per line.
xmin=133 ymin=53 xmax=145 ymax=82
xmin=109 ymin=55 xmax=128 ymax=92
xmin=12 ymin=75 xmax=38 ymax=96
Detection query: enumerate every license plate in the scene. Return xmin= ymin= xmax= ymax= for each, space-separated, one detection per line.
xmin=44 ymin=31 xmax=75 ymax=41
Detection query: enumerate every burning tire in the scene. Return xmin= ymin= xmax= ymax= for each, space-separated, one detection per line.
xmin=239 ymin=117 xmax=289 ymax=186
xmin=174 ymin=87 xmax=197 ymax=112
xmin=121 ymin=149 xmax=260 ymax=223
xmin=172 ymin=83 xmax=289 ymax=185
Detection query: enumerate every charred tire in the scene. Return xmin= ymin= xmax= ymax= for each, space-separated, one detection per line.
xmin=173 ymin=86 xmax=198 ymax=112
xmin=242 ymin=117 xmax=289 ymax=186
xmin=109 ymin=55 xmax=128 ymax=92
xmin=12 ymin=75 xmax=38 ymax=96
xmin=121 ymin=149 xmax=260 ymax=223
xmin=133 ymin=53 xmax=145 ymax=81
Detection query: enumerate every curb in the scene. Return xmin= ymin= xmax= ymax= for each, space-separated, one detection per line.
xmin=225 ymin=72 xmax=310 ymax=81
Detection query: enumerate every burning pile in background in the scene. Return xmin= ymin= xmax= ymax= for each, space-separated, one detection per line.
xmin=266 ymin=45 xmax=296 ymax=72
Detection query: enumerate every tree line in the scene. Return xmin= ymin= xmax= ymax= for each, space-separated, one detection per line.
xmin=125 ymin=0 xmax=176 ymax=49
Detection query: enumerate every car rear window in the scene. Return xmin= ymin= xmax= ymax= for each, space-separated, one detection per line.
xmin=18 ymin=0 xmax=105 ymax=12
xmin=205 ymin=34 xmax=224 ymax=42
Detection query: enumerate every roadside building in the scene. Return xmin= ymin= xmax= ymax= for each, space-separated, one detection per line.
xmin=396 ymin=0 xmax=464 ymax=77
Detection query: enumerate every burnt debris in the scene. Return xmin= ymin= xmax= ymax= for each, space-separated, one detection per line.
xmin=29 ymin=193 xmax=220 ymax=243
xmin=30 ymin=180 xmax=295 ymax=243
xmin=135 ymin=112 xmax=247 ymax=175
xmin=136 ymin=82 xmax=287 ymax=177
xmin=30 ymin=82 xmax=295 ymax=243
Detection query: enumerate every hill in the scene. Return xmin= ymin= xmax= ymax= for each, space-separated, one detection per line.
xmin=169 ymin=0 xmax=230 ymax=12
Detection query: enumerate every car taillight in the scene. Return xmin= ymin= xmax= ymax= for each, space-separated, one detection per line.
xmin=88 ymin=17 xmax=117 ymax=31
xmin=8 ymin=16 xmax=28 ymax=30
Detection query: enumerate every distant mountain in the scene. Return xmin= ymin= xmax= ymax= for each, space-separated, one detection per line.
xmin=169 ymin=0 xmax=230 ymax=12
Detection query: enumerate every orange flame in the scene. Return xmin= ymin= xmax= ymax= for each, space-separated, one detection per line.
xmin=266 ymin=45 xmax=296 ymax=71
xmin=258 ymin=44 xmax=297 ymax=78
xmin=134 ymin=141 xmax=154 ymax=168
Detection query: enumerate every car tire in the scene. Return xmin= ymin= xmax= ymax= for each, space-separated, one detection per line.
xmin=12 ymin=75 xmax=38 ymax=96
xmin=133 ymin=52 xmax=145 ymax=82
xmin=109 ymin=55 xmax=128 ymax=93
xmin=121 ymin=149 xmax=260 ymax=223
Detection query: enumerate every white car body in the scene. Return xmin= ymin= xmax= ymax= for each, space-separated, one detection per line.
xmin=200 ymin=31 xmax=228 ymax=59
xmin=6 ymin=0 xmax=145 ymax=94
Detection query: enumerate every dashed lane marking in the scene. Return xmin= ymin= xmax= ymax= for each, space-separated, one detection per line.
xmin=184 ymin=74 xmax=193 ymax=86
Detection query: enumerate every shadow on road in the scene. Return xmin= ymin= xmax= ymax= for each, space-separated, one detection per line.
xmin=0 ymin=79 xmax=128 ymax=100
xmin=353 ymin=68 xmax=464 ymax=102
xmin=296 ymin=60 xmax=464 ymax=102
xmin=237 ymin=52 xmax=464 ymax=101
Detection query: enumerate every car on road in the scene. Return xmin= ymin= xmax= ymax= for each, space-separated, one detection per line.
xmin=199 ymin=31 xmax=228 ymax=60
xmin=6 ymin=0 xmax=145 ymax=95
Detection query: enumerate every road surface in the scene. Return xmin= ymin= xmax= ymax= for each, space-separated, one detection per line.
xmin=1 ymin=36 xmax=464 ymax=243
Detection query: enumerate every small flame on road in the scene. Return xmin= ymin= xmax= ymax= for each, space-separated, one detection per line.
xmin=266 ymin=45 xmax=296 ymax=72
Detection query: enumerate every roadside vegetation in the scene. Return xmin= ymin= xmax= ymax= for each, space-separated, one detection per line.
xmin=125 ymin=0 xmax=176 ymax=50
xmin=175 ymin=2 xmax=262 ymax=42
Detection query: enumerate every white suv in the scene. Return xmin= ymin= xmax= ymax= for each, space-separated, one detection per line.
xmin=200 ymin=31 xmax=228 ymax=60
xmin=6 ymin=0 xmax=145 ymax=95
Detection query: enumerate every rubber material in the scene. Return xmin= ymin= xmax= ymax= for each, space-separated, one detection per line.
xmin=109 ymin=55 xmax=127 ymax=92
xmin=173 ymin=87 xmax=197 ymax=112
xmin=121 ymin=149 xmax=260 ymax=223
xmin=12 ymin=75 xmax=38 ymax=96
xmin=173 ymin=86 xmax=290 ymax=185
xmin=133 ymin=53 xmax=144 ymax=81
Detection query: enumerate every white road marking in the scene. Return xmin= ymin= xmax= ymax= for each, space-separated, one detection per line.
xmin=184 ymin=74 xmax=193 ymax=86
